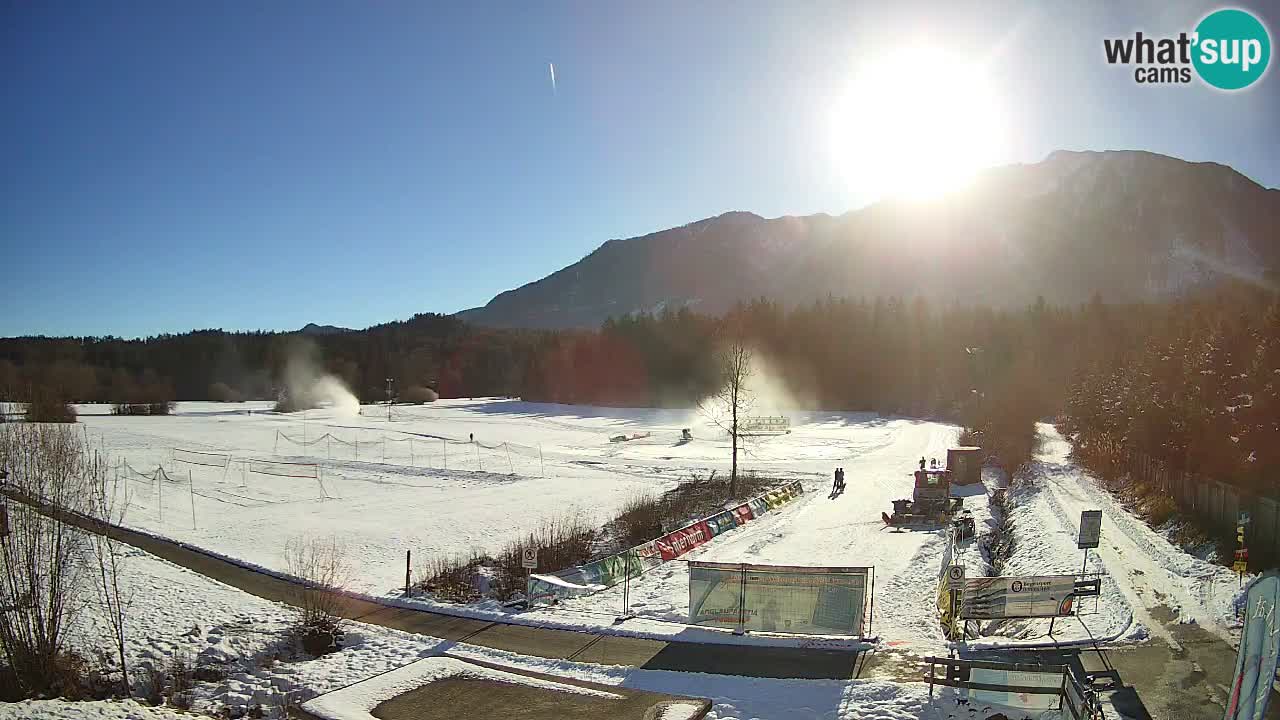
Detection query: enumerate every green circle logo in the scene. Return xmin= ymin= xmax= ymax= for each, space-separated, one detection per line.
xmin=1192 ymin=8 xmax=1271 ymax=90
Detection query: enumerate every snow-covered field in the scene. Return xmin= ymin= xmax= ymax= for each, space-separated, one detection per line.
xmin=69 ymin=401 xmax=1246 ymax=655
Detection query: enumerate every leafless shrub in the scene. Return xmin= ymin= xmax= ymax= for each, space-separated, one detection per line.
xmin=137 ymin=662 xmax=166 ymax=706
xmin=492 ymin=514 xmax=597 ymax=599
xmin=23 ymin=385 xmax=76 ymax=423
xmin=283 ymin=534 xmax=351 ymax=655
xmin=609 ymin=492 xmax=663 ymax=549
xmin=416 ymin=551 xmax=487 ymax=602
xmin=0 ymin=423 xmax=97 ymax=698
xmin=167 ymin=651 xmax=194 ymax=709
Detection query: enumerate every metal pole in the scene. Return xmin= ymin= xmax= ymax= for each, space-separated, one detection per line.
xmin=736 ymin=563 xmax=747 ymax=635
xmin=382 ymin=435 xmax=386 ymax=463
xmin=410 ymin=439 xmax=414 ymax=466
xmin=443 ymin=439 xmax=447 ymax=470
xmin=1080 ymin=548 xmax=1088 ymax=577
xmin=405 ymin=549 xmax=411 ymax=596
xmin=620 ymin=558 xmax=631 ymax=620
xmin=868 ymin=566 xmax=875 ymax=637
xmin=327 ymin=435 xmax=331 ymax=460
xmin=189 ymin=469 xmax=197 ymax=530
xmin=539 ymin=444 xmax=545 ymax=477
xmin=505 ymin=443 xmax=513 ymax=474
xmin=475 ymin=443 xmax=482 ymax=472
xmin=156 ymin=469 xmax=163 ymax=523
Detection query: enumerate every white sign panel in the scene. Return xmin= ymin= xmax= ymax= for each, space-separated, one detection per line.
xmin=961 ymin=575 xmax=1077 ymax=619
xmin=1078 ymin=510 xmax=1102 ymax=549
xmin=968 ymin=668 xmax=1062 ymax=711
xmin=521 ymin=548 xmax=538 ymax=570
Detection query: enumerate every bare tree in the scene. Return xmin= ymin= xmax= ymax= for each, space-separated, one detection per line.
xmin=0 ymin=423 xmax=94 ymax=697
xmin=87 ymin=452 xmax=131 ymax=696
xmin=699 ymin=333 xmax=755 ymax=498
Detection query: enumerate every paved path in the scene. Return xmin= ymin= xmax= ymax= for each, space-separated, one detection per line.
xmin=3 ymin=487 xmax=875 ymax=681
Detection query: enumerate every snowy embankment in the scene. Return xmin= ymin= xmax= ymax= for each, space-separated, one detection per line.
xmin=8 ymin=530 xmax=1002 ymax=720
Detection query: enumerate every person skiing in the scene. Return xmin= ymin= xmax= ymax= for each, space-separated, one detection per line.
xmin=832 ymin=468 xmax=840 ymax=495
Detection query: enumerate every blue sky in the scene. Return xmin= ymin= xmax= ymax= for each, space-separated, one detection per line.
xmin=3 ymin=1 xmax=1278 ymax=338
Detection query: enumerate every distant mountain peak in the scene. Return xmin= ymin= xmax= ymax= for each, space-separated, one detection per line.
xmin=456 ymin=151 xmax=1279 ymax=329
xmin=299 ymin=323 xmax=352 ymax=335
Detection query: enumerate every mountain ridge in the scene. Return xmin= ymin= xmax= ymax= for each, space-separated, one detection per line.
xmin=457 ymin=150 xmax=1280 ymax=329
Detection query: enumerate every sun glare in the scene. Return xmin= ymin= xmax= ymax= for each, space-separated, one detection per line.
xmin=831 ymin=46 xmax=1006 ymax=202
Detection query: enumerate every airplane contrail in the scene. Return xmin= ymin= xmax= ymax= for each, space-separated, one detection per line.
xmin=549 ymin=62 xmax=556 ymax=95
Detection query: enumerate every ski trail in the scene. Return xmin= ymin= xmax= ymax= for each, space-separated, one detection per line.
xmin=1033 ymin=423 xmax=1239 ymax=645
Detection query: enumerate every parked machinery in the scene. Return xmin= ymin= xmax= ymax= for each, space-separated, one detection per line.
xmin=883 ymin=466 xmax=965 ymax=526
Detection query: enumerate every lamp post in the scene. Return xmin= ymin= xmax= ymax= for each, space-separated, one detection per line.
xmin=385 ymin=378 xmax=394 ymax=422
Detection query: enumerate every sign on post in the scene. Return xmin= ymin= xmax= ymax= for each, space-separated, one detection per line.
xmin=948 ymin=565 xmax=966 ymax=621
xmin=960 ymin=575 xmax=1078 ymax=619
xmin=521 ymin=548 xmax=538 ymax=570
xmin=1078 ymin=510 xmax=1102 ymax=549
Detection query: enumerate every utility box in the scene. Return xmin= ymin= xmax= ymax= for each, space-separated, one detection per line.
xmin=947 ymin=447 xmax=982 ymax=485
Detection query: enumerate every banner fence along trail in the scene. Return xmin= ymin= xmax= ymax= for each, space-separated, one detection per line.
xmin=527 ymin=480 xmax=804 ymax=609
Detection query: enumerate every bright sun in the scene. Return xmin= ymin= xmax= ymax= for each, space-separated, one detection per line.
xmin=831 ymin=46 xmax=1006 ymax=201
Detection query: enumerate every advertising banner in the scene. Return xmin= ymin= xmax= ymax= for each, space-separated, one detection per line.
xmin=579 ymin=551 xmax=644 ymax=587
xmin=705 ymin=510 xmax=737 ymax=537
xmin=688 ymin=562 xmax=745 ymax=627
xmin=655 ymin=520 xmax=712 ymax=561
xmin=689 ymin=562 xmax=870 ymax=636
xmin=526 ymin=569 xmax=602 ymax=606
xmin=765 ymin=491 xmax=784 ymax=509
xmin=1225 ymin=572 xmax=1280 ymax=720
xmin=633 ymin=540 xmax=664 ymax=571
xmin=529 ymin=482 xmax=803 ymax=607
xmin=960 ymin=575 xmax=1077 ymax=619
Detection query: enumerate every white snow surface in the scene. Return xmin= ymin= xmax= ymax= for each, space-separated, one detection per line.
xmin=64 ymin=402 xmax=1247 ymax=658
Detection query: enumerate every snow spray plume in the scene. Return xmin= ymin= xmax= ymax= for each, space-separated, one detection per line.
xmin=692 ymin=345 xmax=815 ymax=432
xmin=278 ymin=338 xmax=359 ymax=416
